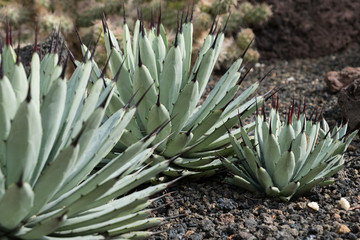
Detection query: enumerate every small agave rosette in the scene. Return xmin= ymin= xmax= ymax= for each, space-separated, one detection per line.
xmin=223 ymin=97 xmax=358 ymax=201
xmin=84 ymin=5 xmax=265 ymax=178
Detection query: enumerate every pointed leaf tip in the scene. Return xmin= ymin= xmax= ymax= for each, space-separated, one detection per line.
xmin=60 ymin=56 xmax=68 ymax=79
xmin=241 ymin=38 xmax=254 ymax=59
xmin=123 ymin=2 xmax=126 ymax=24
xmin=90 ymin=31 xmax=102 ymax=60
xmin=74 ymin=26 xmax=83 ymax=45
xmin=222 ymin=13 xmax=231 ymax=33
xmin=100 ymin=51 xmax=112 ymax=79
xmin=113 ymin=57 xmax=126 ymax=83
xmin=134 ymin=83 xmax=155 ymax=108
xmin=16 ymin=30 xmax=21 ymax=65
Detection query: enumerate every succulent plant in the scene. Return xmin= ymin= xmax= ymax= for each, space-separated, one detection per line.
xmin=0 ymin=28 xmax=172 ymax=239
xmin=236 ymin=28 xmax=255 ymax=50
xmin=86 ymin=8 xmax=266 ymax=177
xmin=222 ymin=97 xmax=358 ymax=201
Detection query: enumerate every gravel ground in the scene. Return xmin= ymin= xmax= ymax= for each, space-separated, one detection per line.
xmin=149 ymin=43 xmax=360 ymax=240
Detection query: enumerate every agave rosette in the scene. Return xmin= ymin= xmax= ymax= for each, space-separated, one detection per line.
xmin=222 ymin=97 xmax=358 ymax=201
xmin=83 ymin=7 xmax=264 ymax=177
xmin=0 ymin=29 xmax=172 ymax=239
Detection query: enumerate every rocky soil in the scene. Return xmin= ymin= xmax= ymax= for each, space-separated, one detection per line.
xmin=251 ymin=0 xmax=360 ymax=60
xmin=149 ymin=43 xmax=360 ymax=240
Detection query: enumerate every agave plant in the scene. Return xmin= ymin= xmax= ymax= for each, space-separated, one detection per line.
xmin=80 ymin=7 xmax=265 ymax=177
xmin=0 ymin=29 xmax=173 ymax=239
xmin=222 ymin=97 xmax=358 ymax=201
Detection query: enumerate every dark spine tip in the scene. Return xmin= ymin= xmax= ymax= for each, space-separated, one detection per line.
xmin=271 ymin=95 xmax=275 ymax=109
xmin=90 ymin=31 xmax=102 ymax=60
xmin=16 ymin=30 xmax=21 ymax=65
xmin=16 ymin=174 xmax=24 ymax=187
xmin=0 ymin=58 xmax=4 ymax=79
xmin=288 ymin=99 xmax=294 ymax=125
xmin=100 ymin=51 xmax=113 ymax=79
xmin=60 ymin=56 xmax=68 ymax=79
xmin=140 ymin=20 xmax=145 ymax=37
xmin=101 ymin=13 xmax=108 ymax=33
xmin=212 ymin=18 xmax=219 ymax=35
xmin=123 ymin=2 xmax=126 ymax=24
xmin=303 ymin=98 xmax=306 ymax=114
xmin=150 ymin=8 xmax=155 ymax=29
xmin=297 ymin=100 xmax=301 ymax=119
xmin=262 ymin=101 xmax=266 ymax=121
xmin=255 ymin=100 xmax=259 ymax=116
xmin=259 ymin=67 xmax=274 ymax=84
xmin=174 ymin=29 xmax=179 ymax=48
xmin=9 ymin=25 xmax=13 ymax=46
xmin=113 ymin=57 xmax=126 ymax=83
xmin=192 ymin=68 xmax=199 ymax=82
xmin=222 ymin=13 xmax=231 ymax=33
xmin=241 ymin=38 xmax=254 ymax=59
xmin=288 ymin=141 xmax=293 ymax=152
xmin=65 ymin=44 xmax=76 ymax=68
xmin=100 ymin=87 xmax=113 ymax=109
xmin=135 ymin=83 xmax=154 ymax=108
xmin=175 ymin=10 xmax=180 ymax=46
xmin=180 ymin=7 xmax=184 ymax=33
xmin=108 ymin=29 xmax=114 ymax=50
xmin=269 ymin=119 xmax=272 ymax=134
xmin=264 ymin=87 xmax=282 ymax=102
xmin=74 ymin=26 xmax=83 ymax=46
xmin=138 ymin=48 xmax=142 ymax=67
xmin=156 ymin=93 xmax=161 ymax=107
xmin=82 ymin=47 xmax=90 ymax=63
xmin=190 ymin=0 xmax=194 ymax=22
xmin=157 ymin=5 xmax=161 ymax=36
xmin=185 ymin=3 xmax=190 ymax=23
xmin=123 ymin=89 xmax=139 ymax=110
xmin=186 ymin=126 xmax=193 ymax=136
xmin=137 ymin=7 xmax=140 ymax=20
xmin=276 ymin=94 xmax=279 ymax=112
xmin=72 ymin=127 xmax=84 ymax=146
xmin=209 ymin=16 xmax=217 ymax=35
xmin=26 ymin=79 xmax=32 ymax=103
xmin=301 ymin=117 xmax=306 ymax=133
xmin=210 ymin=30 xmax=219 ymax=49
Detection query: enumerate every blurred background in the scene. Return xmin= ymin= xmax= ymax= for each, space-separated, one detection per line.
xmin=1 ymin=0 xmax=359 ymax=67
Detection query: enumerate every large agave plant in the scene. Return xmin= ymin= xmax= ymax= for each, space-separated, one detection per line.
xmin=222 ymin=97 xmax=358 ymax=201
xmin=0 ymin=30 xmax=172 ymax=239
xmin=82 ymin=7 xmax=265 ymax=177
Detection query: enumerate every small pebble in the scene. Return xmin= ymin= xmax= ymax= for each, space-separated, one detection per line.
xmin=287 ymin=76 xmax=295 ymax=82
xmin=339 ymin=198 xmax=350 ymax=211
xmin=335 ymin=224 xmax=351 ymax=234
xmin=307 ymin=202 xmax=319 ymax=211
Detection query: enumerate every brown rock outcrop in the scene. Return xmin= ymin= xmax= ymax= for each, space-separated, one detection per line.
xmin=324 ymin=67 xmax=360 ymax=93
xmin=338 ymin=78 xmax=360 ymax=129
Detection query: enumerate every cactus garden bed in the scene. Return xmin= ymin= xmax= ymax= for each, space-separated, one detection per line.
xmin=150 ymin=43 xmax=360 ymax=240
